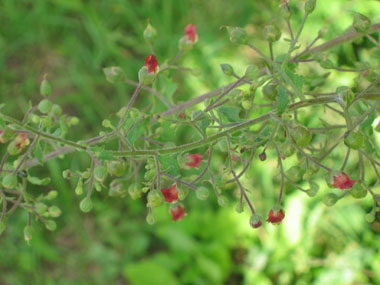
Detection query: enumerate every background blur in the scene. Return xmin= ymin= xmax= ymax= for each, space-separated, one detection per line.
xmin=1 ymin=0 xmax=380 ymax=284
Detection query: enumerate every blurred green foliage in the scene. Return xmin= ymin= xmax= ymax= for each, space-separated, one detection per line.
xmin=1 ymin=0 xmax=380 ymax=284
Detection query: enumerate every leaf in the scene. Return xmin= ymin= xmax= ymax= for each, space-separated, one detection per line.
xmin=27 ymin=176 xmax=51 ymax=185
xmin=155 ymin=76 xmax=177 ymax=103
xmin=159 ymin=154 xmax=180 ymax=177
xmin=128 ymin=118 xmax=149 ymax=146
xmin=360 ymin=112 xmax=375 ymax=135
xmin=34 ymin=141 xmax=44 ymax=165
xmin=98 ymin=150 xmax=115 ymax=161
xmin=217 ymin=106 xmax=241 ymax=122
xmin=283 ymin=65 xmax=304 ymax=98
xmin=277 ymin=86 xmax=289 ymax=114
xmin=199 ymin=119 xmax=211 ymax=133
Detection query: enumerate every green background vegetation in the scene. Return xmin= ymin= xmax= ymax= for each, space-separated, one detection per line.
xmin=1 ymin=0 xmax=380 ymax=284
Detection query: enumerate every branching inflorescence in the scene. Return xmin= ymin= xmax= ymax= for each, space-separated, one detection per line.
xmin=1 ymin=0 xmax=380 ymax=242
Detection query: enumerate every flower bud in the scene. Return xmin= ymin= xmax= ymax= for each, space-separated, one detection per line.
xmin=344 ymin=131 xmax=363 ymax=150
xmin=107 ymin=160 xmax=126 ymax=177
xmin=143 ymin=19 xmax=157 ymax=45
xmin=353 ymin=13 xmax=371 ymax=34
xmin=45 ymin=190 xmax=58 ymax=200
xmin=262 ymin=81 xmax=278 ymax=101
xmin=45 ymin=220 xmax=57 ymax=231
xmin=48 ymin=206 xmax=62 ymax=218
xmin=51 ymin=104 xmax=62 ymax=116
xmin=323 ymin=193 xmax=338 ymax=206
xmin=38 ymin=99 xmax=52 ymax=114
xmin=220 ymin=64 xmax=234 ymax=76
xmin=94 ymin=166 xmax=108 ymax=183
xmin=250 ymin=214 xmax=262 ymax=228
xmin=40 ymin=78 xmax=52 ymax=97
xmin=289 ymin=124 xmax=312 ymax=147
xmin=235 ymin=202 xmax=244 ymax=213
xmin=196 ymin=186 xmax=209 ymax=200
xmin=109 ymin=179 xmax=127 ymax=197
xmin=259 ymin=151 xmax=267 ymax=161
xmin=264 ymin=24 xmax=281 ymax=42
xmin=305 ymin=0 xmax=316 ymax=14
xmin=170 ymin=204 xmax=186 ymax=222
xmin=79 ymin=197 xmax=93 ymax=213
xmin=217 ymin=195 xmax=228 ymax=207
xmin=286 ymin=166 xmax=305 ymax=182
xmin=128 ymin=183 xmax=142 ymax=200
xmin=350 ymin=182 xmax=367 ymax=199
xmin=103 ymin=66 xmax=126 ymax=83
xmin=2 ymin=174 xmax=17 ymax=189
xmin=35 ymin=202 xmax=48 ymax=215
xmin=267 ymin=208 xmax=285 ymax=225
xmin=279 ymin=140 xmax=295 ymax=157
xmin=223 ymin=26 xmax=248 ymax=45
xmin=146 ymin=212 xmax=156 ymax=225
xmin=147 ymin=190 xmax=163 ymax=208
xmin=75 ymin=178 xmax=83 ymax=195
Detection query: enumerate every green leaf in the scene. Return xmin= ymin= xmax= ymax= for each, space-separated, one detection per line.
xmin=34 ymin=141 xmax=44 ymax=165
xmin=283 ymin=65 xmax=304 ymax=98
xmin=159 ymin=154 xmax=180 ymax=177
xmin=156 ymin=76 xmax=177 ymax=103
xmin=98 ymin=150 xmax=115 ymax=161
xmin=277 ymin=86 xmax=289 ymax=114
xmin=128 ymin=118 xmax=149 ymax=146
xmin=0 ymin=117 xmax=6 ymax=129
xmin=199 ymin=119 xmax=211 ymax=133
xmin=217 ymin=106 xmax=241 ymax=122
xmin=27 ymin=175 xmax=51 ymax=185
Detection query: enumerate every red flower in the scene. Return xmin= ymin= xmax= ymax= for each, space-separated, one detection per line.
xmin=333 ymin=172 xmax=356 ymax=189
xmin=144 ymin=54 xmax=158 ymax=73
xmin=170 ymin=205 xmax=186 ymax=222
xmin=15 ymin=133 xmax=28 ymax=150
xmin=179 ymin=112 xmax=186 ymax=119
xmin=266 ymin=209 xmax=285 ymax=225
xmin=161 ymin=185 xmax=178 ymax=203
xmin=186 ymin=153 xmax=203 ymax=169
xmin=184 ymin=24 xmax=198 ymax=43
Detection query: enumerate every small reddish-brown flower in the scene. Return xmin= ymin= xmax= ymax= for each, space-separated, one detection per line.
xmin=266 ymin=209 xmax=285 ymax=225
xmin=161 ymin=185 xmax=178 ymax=203
xmin=178 ymin=112 xmax=186 ymax=119
xmin=170 ymin=205 xmax=186 ymax=222
xmin=333 ymin=172 xmax=356 ymax=190
xmin=15 ymin=133 xmax=28 ymax=150
xmin=144 ymin=54 xmax=158 ymax=73
xmin=186 ymin=153 xmax=203 ymax=169
xmin=184 ymin=24 xmax=198 ymax=43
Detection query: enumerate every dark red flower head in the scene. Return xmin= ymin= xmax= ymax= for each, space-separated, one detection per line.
xmin=144 ymin=54 xmax=158 ymax=73
xmin=170 ymin=205 xmax=186 ymax=222
xmin=186 ymin=153 xmax=203 ymax=169
xmin=333 ymin=172 xmax=356 ymax=190
xmin=185 ymin=24 xmax=198 ymax=43
xmin=266 ymin=209 xmax=285 ymax=225
xmin=161 ymin=184 xmax=178 ymax=203
xmin=15 ymin=133 xmax=28 ymax=150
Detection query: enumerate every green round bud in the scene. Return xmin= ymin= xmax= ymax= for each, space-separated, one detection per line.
xmin=48 ymin=206 xmax=62 ymax=218
xmin=147 ymin=190 xmax=163 ymax=208
xmin=217 ymin=195 xmax=228 ymax=207
xmin=196 ymin=186 xmax=209 ymax=200
xmin=35 ymin=202 xmax=48 ymax=215
xmin=69 ymin=117 xmax=79 ymax=125
xmin=103 ymin=66 xmax=126 ymax=83
xmin=350 ymin=182 xmax=367 ymax=199
xmin=323 ymin=193 xmax=339 ymax=207
xmin=45 ymin=190 xmax=58 ymax=200
xmin=2 ymin=174 xmax=17 ymax=189
xmin=45 ymin=220 xmax=57 ymax=231
xmin=80 ymin=197 xmax=93 ymax=213
xmin=235 ymin=203 xmax=244 ymax=213
xmin=305 ymin=0 xmax=316 ymax=14
xmin=224 ymin=26 xmax=248 ymax=45
xmin=40 ymin=78 xmax=52 ymax=97
xmin=144 ymin=19 xmax=157 ymax=45
xmin=279 ymin=141 xmax=295 ymax=157
xmin=94 ymin=166 xmax=108 ymax=183
xmin=353 ymin=13 xmax=371 ymax=34
xmin=38 ymin=99 xmax=53 ymax=114
xmin=107 ymin=160 xmax=126 ymax=177
xmin=344 ymin=131 xmax=364 ymax=150
xmin=220 ymin=64 xmax=234 ymax=76
xmin=128 ymin=183 xmax=142 ymax=200
xmin=109 ymin=179 xmax=127 ymax=197
xmin=146 ymin=213 xmax=156 ymax=225
xmin=264 ymin=24 xmax=281 ymax=42
xmin=262 ymin=81 xmax=278 ymax=101
xmin=51 ymin=104 xmax=62 ymax=116
xmin=286 ymin=166 xmax=305 ymax=182
xmin=290 ymin=124 xmax=312 ymax=147
xmin=102 ymin=119 xmax=112 ymax=129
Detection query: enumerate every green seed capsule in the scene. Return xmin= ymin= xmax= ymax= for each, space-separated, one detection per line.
xmin=196 ymin=186 xmax=209 ymax=200
xmin=147 ymin=190 xmax=163 ymax=208
xmin=264 ymin=24 xmax=281 ymax=42
xmin=103 ymin=66 xmax=126 ymax=83
xmin=290 ymin=124 xmax=312 ymax=147
xmin=350 ymin=182 xmax=367 ymax=199
xmin=80 ymin=197 xmax=93 ymax=213
xmin=217 ymin=195 xmax=228 ymax=207
xmin=94 ymin=166 xmax=108 ymax=183
xmin=38 ymin=99 xmax=53 ymax=114
xmin=75 ymin=178 xmax=83 ymax=195
xmin=40 ymin=78 xmax=52 ymax=97
xmin=323 ymin=193 xmax=338 ymax=206
xmin=221 ymin=64 xmax=234 ymax=76
xmin=344 ymin=131 xmax=364 ymax=150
